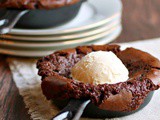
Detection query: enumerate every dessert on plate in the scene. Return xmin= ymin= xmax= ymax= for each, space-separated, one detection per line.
xmin=0 ymin=0 xmax=84 ymax=30
xmin=37 ymin=44 xmax=160 ymax=117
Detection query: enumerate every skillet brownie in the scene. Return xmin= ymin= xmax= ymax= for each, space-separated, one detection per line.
xmin=37 ymin=45 xmax=160 ymax=112
xmin=0 ymin=0 xmax=80 ymax=9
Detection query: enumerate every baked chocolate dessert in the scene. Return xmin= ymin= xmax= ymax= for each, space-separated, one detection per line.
xmin=0 ymin=0 xmax=80 ymax=9
xmin=37 ymin=45 xmax=160 ymax=112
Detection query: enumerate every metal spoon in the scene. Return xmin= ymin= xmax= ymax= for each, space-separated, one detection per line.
xmin=0 ymin=10 xmax=29 ymax=34
xmin=52 ymin=99 xmax=91 ymax=120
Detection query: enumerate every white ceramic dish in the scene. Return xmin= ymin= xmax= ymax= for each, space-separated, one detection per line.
xmin=1 ymin=20 xmax=121 ymax=41
xmin=0 ymin=25 xmax=121 ymax=48
xmin=9 ymin=0 xmax=122 ymax=36
xmin=0 ymin=26 xmax=122 ymax=57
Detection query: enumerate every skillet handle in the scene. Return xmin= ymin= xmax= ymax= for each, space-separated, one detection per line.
xmin=52 ymin=99 xmax=90 ymax=120
xmin=0 ymin=10 xmax=29 ymax=34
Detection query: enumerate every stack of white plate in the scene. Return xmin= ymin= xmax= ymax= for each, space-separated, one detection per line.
xmin=0 ymin=0 xmax=122 ymax=57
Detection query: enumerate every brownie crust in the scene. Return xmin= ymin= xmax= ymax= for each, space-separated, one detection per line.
xmin=0 ymin=0 xmax=80 ymax=9
xmin=37 ymin=45 xmax=160 ymax=112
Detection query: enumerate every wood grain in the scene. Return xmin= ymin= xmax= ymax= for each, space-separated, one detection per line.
xmin=0 ymin=55 xmax=30 ymax=120
xmin=1 ymin=0 xmax=160 ymax=119
xmin=115 ymin=0 xmax=160 ymax=43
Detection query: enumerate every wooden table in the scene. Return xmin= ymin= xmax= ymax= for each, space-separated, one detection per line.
xmin=1 ymin=0 xmax=160 ymax=119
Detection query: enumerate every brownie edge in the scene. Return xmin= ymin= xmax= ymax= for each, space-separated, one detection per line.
xmin=0 ymin=0 xmax=80 ymax=9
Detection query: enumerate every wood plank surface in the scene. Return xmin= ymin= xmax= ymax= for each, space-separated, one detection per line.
xmin=1 ymin=0 xmax=160 ymax=119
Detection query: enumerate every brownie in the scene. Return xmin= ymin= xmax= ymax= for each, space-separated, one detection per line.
xmin=37 ymin=45 xmax=160 ymax=112
xmin=0 ymin=0 xmax=80 ymax=9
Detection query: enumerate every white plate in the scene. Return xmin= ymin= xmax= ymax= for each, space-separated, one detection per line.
xmin=0 ymin=26 xmax=122 ymax=57
xmin=0 ymin=25 xmax=121 ymax=48
xmin=1 ymin=20 xmax=121 ymax=41
xmin=9 ymin=0 xmax=122 ymax=36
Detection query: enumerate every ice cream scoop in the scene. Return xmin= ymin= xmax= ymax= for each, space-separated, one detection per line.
xmin=71 ymin=51 xmax=129 ymax=85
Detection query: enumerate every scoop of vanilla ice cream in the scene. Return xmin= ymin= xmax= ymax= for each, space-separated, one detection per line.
xmin=71 ymin=51 xmax=129 ymax=85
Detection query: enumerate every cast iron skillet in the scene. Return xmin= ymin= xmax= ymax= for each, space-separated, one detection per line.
xmin=52 ymin=92 xmax=154 ymax=120
xmin=0 ymin=0 xmax=86 ymax=34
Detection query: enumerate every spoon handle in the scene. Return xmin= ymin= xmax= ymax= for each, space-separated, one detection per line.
xmin=52 ymin=99 xmax=90 ymax=120
xmin=0 ymin=10 xmax=29 ymax=34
